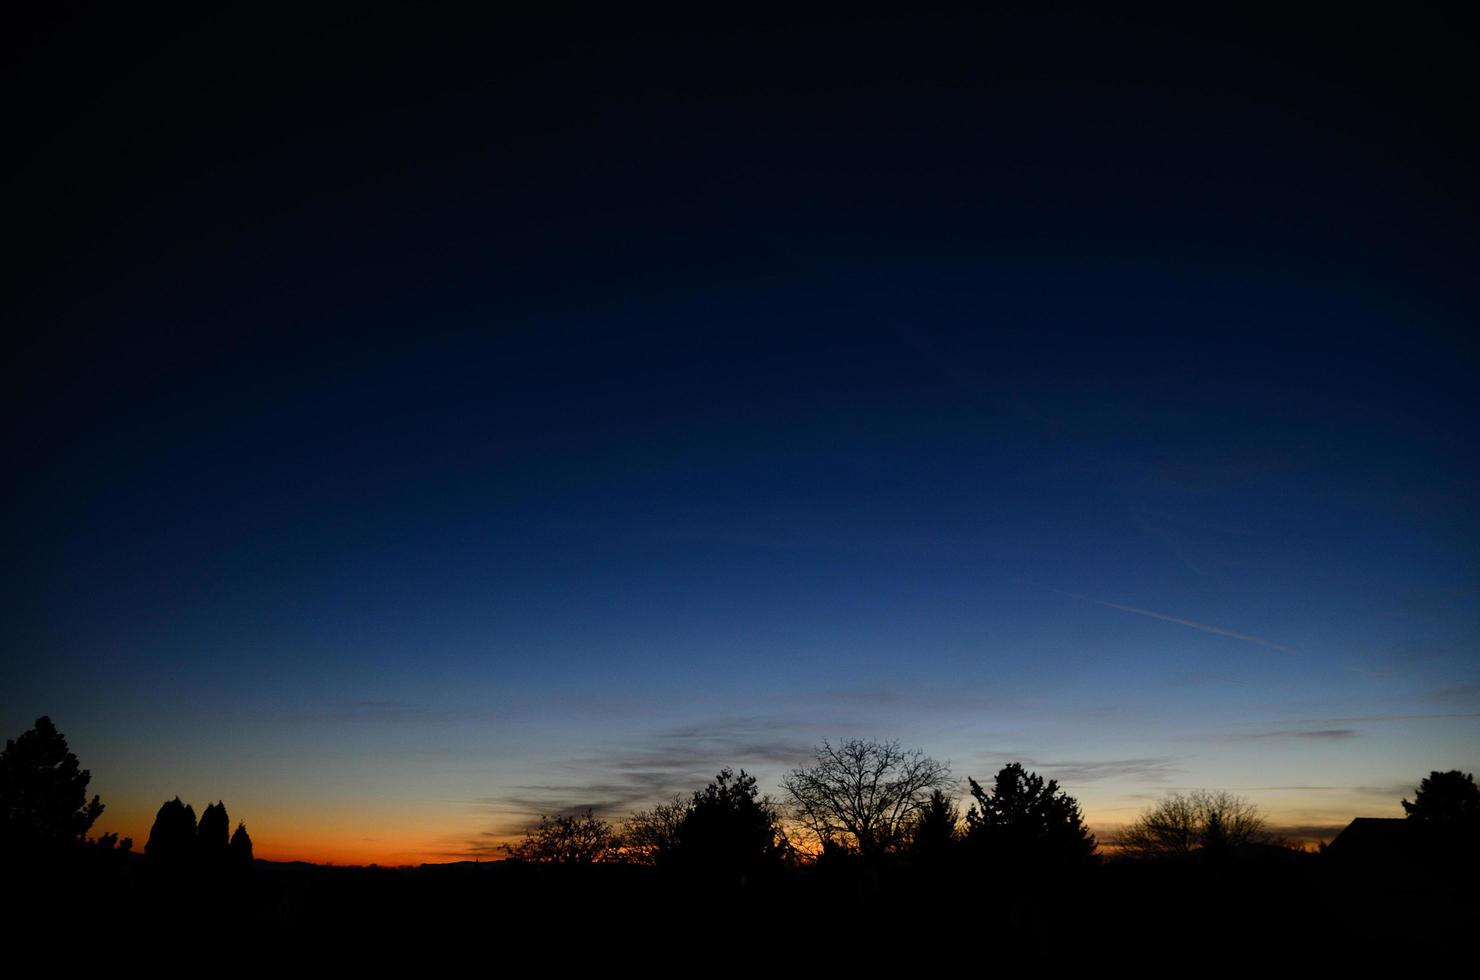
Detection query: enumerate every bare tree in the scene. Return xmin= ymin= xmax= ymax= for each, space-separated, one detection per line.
xmin=1117 ymin=789 xmax=1266 ymax=859
xmin=782 ymin=738 xmax=951 ymax=864
xmin=502 ymin=808 xmax=621 ymax=863
xmin=621 ymin=796 xmax=690 ymax=866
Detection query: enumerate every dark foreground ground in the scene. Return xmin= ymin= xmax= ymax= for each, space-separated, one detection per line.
xmin=6 ymin=845 xmax=1476 ymax=962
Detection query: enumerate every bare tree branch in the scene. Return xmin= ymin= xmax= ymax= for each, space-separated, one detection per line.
xmin=781 ymin=738 xmax=951 ymax=863
xmin=1116 ymin=789 xmax=1267 ymax=859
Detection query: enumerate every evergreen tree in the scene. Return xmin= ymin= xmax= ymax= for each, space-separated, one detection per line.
xmin=964 ymin=763 xmax=1097 ymax=872
xmin=145 ymin=797 xmax=199 ymax=876
xmin=910 ymin=788 xmax=960 ymax=865
xmin=1402 ymin=770 xmax=1480 ymax=824
xmin=672 ymin=768 xmax=787 ymax=886
xmin=230 ymin=821 xmax=255 ymax=879
xmin=197 ymin=801 xmax=229 ymax=852
xmin=197 ymin=801 xmax=232 ymax=880
xmin=0 ymin=716 xmax=105 ymax=851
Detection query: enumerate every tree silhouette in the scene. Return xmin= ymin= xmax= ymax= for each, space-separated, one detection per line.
xmin=622 ymin=796 xmax=689 ymax=866
xmin=197 ymin=800 xmax=231 ymax=876
xmin=1117 ymin=789 xmax=1265 ymax=860
xmin=670 ymin=767 xmax=787 ymax=885
xmin=230 ymin=821 xmax=255 ymax=876
xmin=144 ymin=796 xmax=199 ymax=879
xmin=0 ymin=716 xmax=105 ymax=851
xmin=197 ymin=801 xmax=229 ymax=850
xmin=964 ymin=763 xmax=1097 ymax=870
xmin=503 ymin=809 xmax=621 ymax=863
xmin=910 ymin=788 xmax=960 ymax=866
xmin=142 ymin=796 xmax=256 ymax=901
xmin=783 ymin=738 xmax=952 ymax=864
xmin=1401 ymin=770 xmax=1480 ymax=824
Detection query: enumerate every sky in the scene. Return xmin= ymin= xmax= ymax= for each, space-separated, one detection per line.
xmin=4 ymin=5 xmax=1477 ymax=865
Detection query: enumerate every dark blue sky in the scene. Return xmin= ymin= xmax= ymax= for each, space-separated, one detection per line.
xmin=5 ymin=5 xmax=1476 ymax=862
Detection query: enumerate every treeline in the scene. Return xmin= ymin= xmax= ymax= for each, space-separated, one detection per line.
xmin=499 ymin=739 xmax=1253 ymax=875
xmin=3 ymin=718 xmax=1476 ymax=949
xmin=0 ymin=717 xmax=262 ymax=936
xmin=501 ymin=739 xmax=1480 ymax=878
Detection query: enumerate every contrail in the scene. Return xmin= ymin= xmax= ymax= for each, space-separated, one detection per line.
xmin=1049 ymin=588 xmax=1301 ymax=655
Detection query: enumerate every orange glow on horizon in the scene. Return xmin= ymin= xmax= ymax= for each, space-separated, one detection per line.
xmin=95 ymin=794 xmax=1395 ymax=868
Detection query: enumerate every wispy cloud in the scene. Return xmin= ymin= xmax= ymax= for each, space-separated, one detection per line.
xmin=1235 ymin=729 xmax=1359 ymax=741
xmin=964 ymin=753 xmax=1183 ymax=784
xmin=615 ymin=521 xmax=963 ymax=562
xmin=798 ymin=686 xmax=1007 ymax=713
xmin=1273 ymin=712 xmax=1480 ymax=725
xmin=1262 ymin=822 xmax=1351 ymax=842
xmin=1050 ymin=588 xmax=1299 ymax=655
xmin=277 ymin=699 xmax=443 ymax=725
xmin=1130 ymin=508 xmax=1216 ymax=579
xmin=453 ymin=717 xmax=822 ymax=857
xmin=1167 ymin=671 xmax=1241 ymax=687
xmin=1428 ymin=683 xmax=1480 ymax=705
xmin=1037 ymin=757 xmax=1183 ymax=783
xmin=1237 ymin=784 xmax=1413 ymax=799
xmin=1384 ymin=636 xmax=1471 ymax=662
